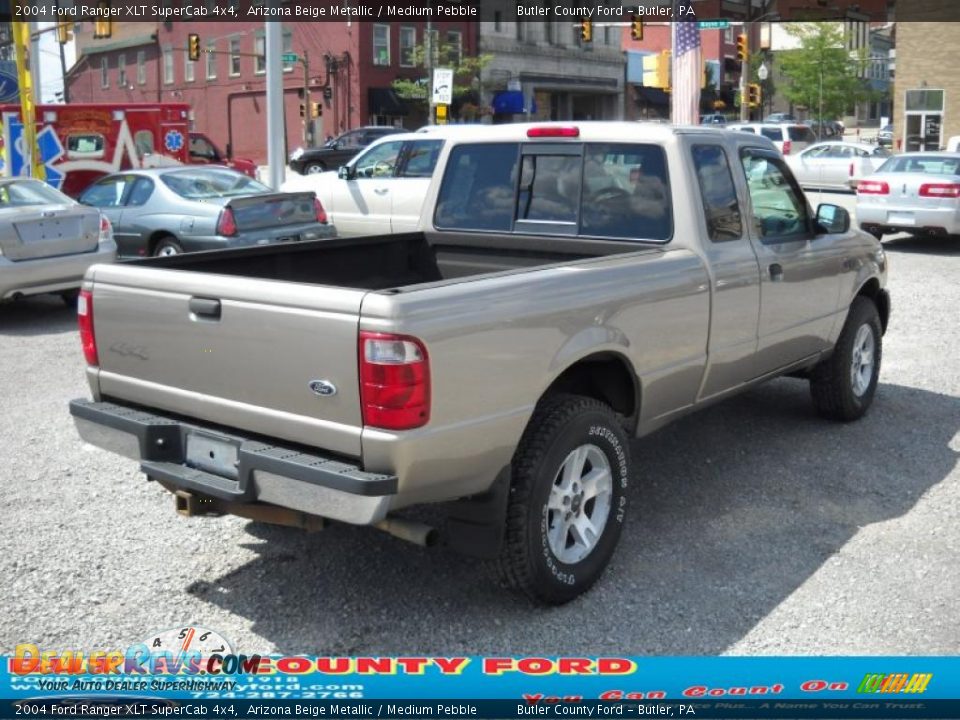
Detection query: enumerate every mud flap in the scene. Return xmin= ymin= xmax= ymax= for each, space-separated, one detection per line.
xmin=442 ymin=467 xmax=511 ymax=559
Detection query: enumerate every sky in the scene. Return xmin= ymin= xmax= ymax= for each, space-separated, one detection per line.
xmin=36 ymin=22 xmax=76 ymax=102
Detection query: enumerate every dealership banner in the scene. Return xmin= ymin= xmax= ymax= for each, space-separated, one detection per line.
xmin=2 ymin=646 xmax=959 ymax=719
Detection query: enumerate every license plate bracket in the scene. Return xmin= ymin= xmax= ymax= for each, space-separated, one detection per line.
xmin=185 ymin=432 xmax=240 ymax=480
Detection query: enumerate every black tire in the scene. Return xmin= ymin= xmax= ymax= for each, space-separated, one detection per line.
xmin=304 ymin=162 xmax=326 ymax=175
xmin=61 ymin=289 xmax=79 ymax=308
xmin=809 ymin=297 xmax=882 ymax=422
xmin=153 ymin=237 xmax=184 ymax=257
xmin=496 ymin=394 xmax=631 ymax=604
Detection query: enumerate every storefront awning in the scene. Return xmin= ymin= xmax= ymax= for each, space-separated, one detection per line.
xmin=492 ymin=90 xmax=525 ymax=115
xmin=635 ymin=87 xmax=670 ymax=106
xmin=368 ymin=88 xmax=407 ymax=116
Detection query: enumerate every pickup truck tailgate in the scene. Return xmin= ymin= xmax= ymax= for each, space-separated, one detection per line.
xmin=88 ymin=264 xmax=364 ymax=457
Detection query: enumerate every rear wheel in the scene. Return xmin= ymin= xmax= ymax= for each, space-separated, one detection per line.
xmin=304 ymin=162 xmax=326 ymax=174
xmin=153 ymin=237 xmax=184 ymax=257
xmin=496 ymin=395 xmax=631 ymax=604
xmin=809 ymin=297 xmax=882 ymax=421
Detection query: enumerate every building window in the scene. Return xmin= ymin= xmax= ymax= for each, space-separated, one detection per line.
xmin=724 ymin=27 xmax=733 ymax=43
xmin=399 ymin=26 xmax=415 ymax=67
xmin=494 ymin=11 xmax=502 ymax=32
xmin=373 ymin=24 xmax=390 ymax=66
xmin=184 ymin=49 xmax=195 ymax=82
xmin=206 ymin=41 xmax=216 ymax=79
xmin=282 ymin=29 xmax=294 ymax=72
xmin=117 ymin=53 xmax=126 ymax=87
xmin=446 ymin=31 xmax=462 ymax=64
xmin=516 ymin=22 xmax=524 ymax=41
xmin=163 ymin=46 xmax=174 ymax=84
xmin=100 ymin=56 xmax=108 ymax=88
xmin=229 ymin=38 xmax=241 ymax=76
xmin=137 ymin=50 xmax=146 ymax=85
xmin=254 ymin=33 xmax=266 ymax=74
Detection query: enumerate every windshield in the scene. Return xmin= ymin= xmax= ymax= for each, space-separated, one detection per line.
xmin=0 ymin=180 xmax=73 ymax=207
xmin=160 ymin=168 xmax=270 ymax=199
xmin=877 ymin=155 xmax=960 ymax=175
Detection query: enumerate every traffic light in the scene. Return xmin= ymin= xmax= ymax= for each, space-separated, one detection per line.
xmin=736 ymin=33 xmax=748 ymax=62
xmin=56 ymin=20 xmax=73 ymax=45
xmin=92 ymin=0 xmax=112 ymax=39
xmin=311 ymin=102 xmax=322 ymax=118
xmin=299 ymin=103 xmax=306 ymax=118
xmin=580 ymin=18 xmax=593 ymax=43
xmin=188 ymin=33 xmax=201 ymax=62
xmin=630 ymin=13 xmax=644 ymax=41
xmin=748 ymin=83 xmax=762 ymax=107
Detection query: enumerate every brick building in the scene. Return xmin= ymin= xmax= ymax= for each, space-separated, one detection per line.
xmin=66 ymin=21 xmax=476 ymax=164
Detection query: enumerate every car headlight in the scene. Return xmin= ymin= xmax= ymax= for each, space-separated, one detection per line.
xmin=290 ymin=147 xmax=304 ymax=161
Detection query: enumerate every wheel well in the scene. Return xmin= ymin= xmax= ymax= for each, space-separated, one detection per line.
xmin=543 ymin=353 xmax=638 ymax=427
xmin=856 ymin=278 xmax=890 ymax=334
xmin=149 ymin=232 xmax=178 ymax=255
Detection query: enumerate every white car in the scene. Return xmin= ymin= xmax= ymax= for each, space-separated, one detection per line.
xmin=282 ymin=132 xmax=444 ymax=237
xmin=728 ymin=122 xmax=817 ymax=156
xmin=856 ymin=152 xmax=960 ymax=239
xmin=786 ymin=141 xmax=892 ymax=191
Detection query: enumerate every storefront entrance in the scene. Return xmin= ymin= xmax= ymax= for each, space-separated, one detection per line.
xmin=904 ymin=89 xmax=944 ymax=151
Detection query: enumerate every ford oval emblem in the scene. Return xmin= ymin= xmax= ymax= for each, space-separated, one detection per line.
xmin=309 ymin=379 xmax=337 ymax=397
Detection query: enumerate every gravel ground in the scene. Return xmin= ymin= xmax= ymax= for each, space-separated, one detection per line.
xmin=1 ymin=202 xmax=957 ymax=656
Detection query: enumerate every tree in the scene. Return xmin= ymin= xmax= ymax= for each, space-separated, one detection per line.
xmin=777 ymin=23 xmax=871 ymax=123
xmin=391 ymin=39 xmax=492 ymax=120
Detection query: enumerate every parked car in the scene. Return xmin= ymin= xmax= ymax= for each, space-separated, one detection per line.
xmin=786 ymin=141 xmax=892 ymax=191
xmin=188 ymin=133 xmax=257 ymax=178
xmin=877 ymin=124 xmax=894 ymax=147
xmin=71 ymin=122 xmax=888 ymax=604
xmin=803 ymin=120 xmax=844 ymax=141
xmin=0 ymin=178 xmax=116 ymax=305
xmin=727 ymin=122 xmax=817 ymax=155
xmin=281 ymin=132 xmax=445 ymax=237
xmin=856 ymin=152 xmax=960 ymax=239
xmin=765 ymin=112 xmax=796 ymax=123
xmin=700 ymin=113 xmax=727 ymax=125
xmin=78 ymin=167 xmax=335 ymax=257
xmin=289 ymin=127 xmax=406 ymax=175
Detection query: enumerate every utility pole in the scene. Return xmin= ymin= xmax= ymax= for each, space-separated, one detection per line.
xmin=12 ymin=13 xmax=44 ymax=180
xmin=302 ymin=51 xmax=311 ymax=147
xmin=265 ymin=22 xmax=285 ymax=189
xmin=56 ymin=0 xmax=69 ymax=103
xmin=426 ymin=20 xmax=434 ymax=125
xmin=739 ymin=1 xmax=751 ymax=122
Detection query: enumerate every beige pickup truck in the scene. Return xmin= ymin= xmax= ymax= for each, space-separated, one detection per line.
xmin=70 ymin=123 xmax=890 ymax=603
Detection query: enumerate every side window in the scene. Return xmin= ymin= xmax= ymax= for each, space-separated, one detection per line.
xmin=338 ymin=131 xmax=365 ymax=150
xmin=126 ymin=177 xmax=154 ymax=206
xmin=804 ymin=145 xmax=831 ymax=159
xmin=517 ymin=154 xmax=581 ymax=224
xmin=80 ymin=176 xmax=130 ymax=207
xmin=189 ymin=135 xmax=217 ymax=160
xmin=760 ymin=127 xmax=782 ymax=142
xmin=739 ymin=148 xmax=810 ymax=241
xmin=399 ymin=140 xmax=443 ymax=178
xmin=434 ymin=143 xmax=519 ymax=231
xmin=67 ymin=134 xmax=106 ymax=159
xmin=579 ymin=143 xmax=671 ymax=241
xmin=134 ymin=131 xmax=154 ymax=157
xmin=691 ymin=145 xmax=742 ymax=242
xmin=352 ymin=140 xmax=404 ymax=178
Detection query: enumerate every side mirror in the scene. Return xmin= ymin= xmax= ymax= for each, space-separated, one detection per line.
xmin=338 ymin=165 xmax=354 ymax=180
xmin=816 ymin=203 xmax=850 ymax=234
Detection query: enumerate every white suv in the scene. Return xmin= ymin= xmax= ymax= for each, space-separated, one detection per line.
xmin=728 ymin=123 xmax=817 ymax=156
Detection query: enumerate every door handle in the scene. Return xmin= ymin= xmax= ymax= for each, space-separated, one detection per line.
xmin=769 ymin=263 xmax=784 ymax=282
xmin=189 ymin=297 xmax=221 ymax=320
xmin=374 ymin=188 xmax=389 ymax=195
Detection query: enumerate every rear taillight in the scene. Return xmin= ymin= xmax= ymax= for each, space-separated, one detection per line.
xmin=98 ymin=215 xmax=113 ymax=244
xmin=527 ymin=126 xmax=580 ymax=138
xmin=216 ymin=207 xmax=238 ymax=236
xmin=77 ymin=290 xmax=98 ymax=366
xmin=314 ymin=197 xmax=328 ymax=224
xmin=782 ymin=140 xmax=792 ymax=155
xmin=858 ymin=180 xmax=890 ymax=195
xmin=359 ymin=331 xmax=430 ymax=430
xmin=919 ymin=183 xmax=960 ymax=198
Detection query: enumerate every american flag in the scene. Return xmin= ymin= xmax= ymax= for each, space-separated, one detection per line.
xmin=671 ymin=17 xmax=702 ymax=125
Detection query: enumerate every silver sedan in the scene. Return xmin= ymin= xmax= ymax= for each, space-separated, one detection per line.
xmin=0 ymin=178 xmax=116 ymax=305
xmin=856 ymin=152 xmax=960 ymax=239
xmin=786 ymin=141 xmax=891 ymax=191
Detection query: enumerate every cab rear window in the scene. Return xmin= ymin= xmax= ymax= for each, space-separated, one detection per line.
xmin=434 ymin=141 xmax=672 ymax=242
xmin=788 ymin=126 xmax=817 ymax=143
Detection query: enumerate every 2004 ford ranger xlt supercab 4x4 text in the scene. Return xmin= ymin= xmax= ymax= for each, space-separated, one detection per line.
xmin=70 ymin=123 xmax=890 ymax=604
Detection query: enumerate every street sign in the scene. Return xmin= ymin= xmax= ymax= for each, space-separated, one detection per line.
xmin=697 ymin=20 xmax=730 ymax=29
xmin=758 ymin=63 xmax=769 ymax=81
xmin=432 ymin=68 xmax=453 ymax=106
xmin=282 ymin=53 xmax=299 ymax=63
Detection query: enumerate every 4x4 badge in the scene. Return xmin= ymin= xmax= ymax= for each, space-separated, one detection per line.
xmin=309 ymin=379 xmax=337 ymax=397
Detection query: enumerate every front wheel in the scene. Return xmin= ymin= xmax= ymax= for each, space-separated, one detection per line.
xmin=153 ymin=237 xmax=184 ymax=257
xmin=809 ymin=297 xmax=883 ymax=421
xmin=496 ymin=395 xmax=631 ymax=604
xmin=304 ymin=162 xmax=326 ymax=175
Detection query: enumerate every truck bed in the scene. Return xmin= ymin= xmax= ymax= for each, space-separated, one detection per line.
xmin=136 ymin=232 xmax=638 ymax=291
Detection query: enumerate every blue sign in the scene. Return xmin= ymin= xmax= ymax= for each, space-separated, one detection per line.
xmin=8 ymin=120 xmax=65 ymax=189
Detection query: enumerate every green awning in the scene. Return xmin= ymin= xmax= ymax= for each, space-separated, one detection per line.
xmin=79 ymin=34 xmax=156 ymax=56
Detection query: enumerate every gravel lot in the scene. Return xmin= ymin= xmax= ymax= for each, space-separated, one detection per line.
xmin=1 ymin=197 xmax=957 ymax=656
